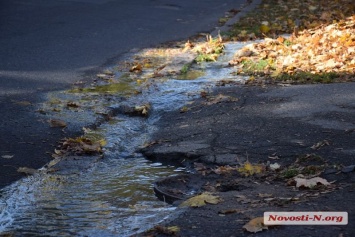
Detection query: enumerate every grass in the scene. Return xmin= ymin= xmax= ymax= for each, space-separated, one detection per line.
xmin=241 ymin=59 xmax=276 ymax=74
xmin=281 ymin=168 xmax=299 ymax=179
xmin=240 ymin=61 xmax=342 ymax=84
xmin=276 ymin=72 xmax=339 ymax=83
xmin=194 ymin=36 xmax=225 ymax=63
xmin=180 ymin=64 xmax=190 ymax=74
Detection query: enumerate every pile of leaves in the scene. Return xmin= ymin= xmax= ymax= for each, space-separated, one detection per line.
xmin=54 ymin=136 xmax=104 ymax=157
xmin=185 ymin=35 xmax=225 ymax=62
xmin=227 ymin=0 xmax=355 ymax=40
xmin=228 ymin=0 xmax=355 ymax=83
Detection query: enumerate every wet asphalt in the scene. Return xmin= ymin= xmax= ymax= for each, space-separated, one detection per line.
xmin=0 ymin=0 xmax=248 ymax=188
xmin=141 ymin=83 xmax=355 ymax=237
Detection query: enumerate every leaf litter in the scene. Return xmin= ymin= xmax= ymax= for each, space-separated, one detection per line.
xmin=228 ymin=0 xmax=355 ymax=83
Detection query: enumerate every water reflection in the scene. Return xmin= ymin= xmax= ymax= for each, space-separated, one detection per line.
xmin=0 ymin=42 xmax=248 ymax=236
xmin=0 ymin=157 xmax=178 ymax=236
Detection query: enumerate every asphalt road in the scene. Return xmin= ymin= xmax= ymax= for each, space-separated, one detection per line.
xmin=0 ymin=0 xmax=248 ymax=188
xmin=0 ymin=0 xmax=247 ymax=95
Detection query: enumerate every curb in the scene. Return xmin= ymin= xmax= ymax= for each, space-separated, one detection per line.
xmin=211 ymin=0 xmax=262 ymax=36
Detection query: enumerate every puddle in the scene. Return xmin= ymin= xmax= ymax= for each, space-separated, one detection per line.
xmin=0 ymin=42 xmax=249 ymax=236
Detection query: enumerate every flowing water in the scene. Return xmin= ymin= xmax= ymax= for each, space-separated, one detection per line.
xmin=0 ymin=43 xmax=247 ymax=236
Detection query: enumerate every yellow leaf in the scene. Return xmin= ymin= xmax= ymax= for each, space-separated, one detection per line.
xmin=180 ymin=192 xmax=221 ymax=207
xmin=167 ymin=226 xmax=180 ymax=233
xmin=243 ymin=217 xmax=268 ymax=233
xmin=47 ymin=158 xmax=61 ymax=168
xmin=260 ymin=24 xmax=270 ymax=34
xmin=237 ymin=161 xmax=264 ymax=176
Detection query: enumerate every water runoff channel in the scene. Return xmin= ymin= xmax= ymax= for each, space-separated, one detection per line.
xmin=0 ymin=43 xmax=247 ymax=236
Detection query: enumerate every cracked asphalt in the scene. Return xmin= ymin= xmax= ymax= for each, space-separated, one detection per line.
xmin=141 ymin=83 xmax=355 ymax=236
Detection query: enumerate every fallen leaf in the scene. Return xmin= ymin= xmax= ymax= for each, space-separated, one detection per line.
xmin=130 ymin=63 xmax=143 ymax=73
xmin=180 ymin=192 xmax=221 ymax=207
xmin=134 ymin=104 xmax=150 ymax=116
xmin=17 ymin=167 xmax=37 ymax=175
xmin=218 ymin=209 xmax=243 ymax=214
xmin=243 ymin=217 xmax=268 ymax=233
xmin=1 ymin=155 xmax=14 ymax=159
xmin=294 ymin=177 xmax=330 ymax=188
xmin=147 ymin=225 xmax=180 ymax=235
xmin=258 ymin=193 xmax=273 ymax=198
xmin=268 ymin=155 xmax=280 ymax=160
xmin=237 ymin=161 xmax=264 ymax=176
xmin=96 ymin=73 xmax=110 ymax=79
xmin=67 ymin=101 xmax=80 ymax=108
xmin=166 ymin=226 xmax=180 ymax=233
xmin=48 ymin=119 xmax=67 ymax=128
xmin=14 ymin=101 xmax=32 ymax=106
xmin=47 ymin=158 xmax=61 ymax=168
xmin=213 ymin=165 xmax=237 ymax=175
xmin=204 ymin=94 xmax=238 ymax=105
xmin=311 ymin=140 xmax=330 ymax=150
xmin=260 ymin=21 xmax=270 ymax=34
xmin=60 ymin=137 xmax=103 ymax=155
xmin=269 ymin=163 xmax=281 ymax=170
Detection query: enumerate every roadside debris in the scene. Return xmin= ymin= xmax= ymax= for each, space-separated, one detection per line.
xmin=243 ymin=217 xmax=270 ymax=233
xmin=180 ymin=192 xmax=222 ymax=207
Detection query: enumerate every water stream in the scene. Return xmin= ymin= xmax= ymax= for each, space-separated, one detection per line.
xmin=0 ymin=43 xmax=247 ymax=236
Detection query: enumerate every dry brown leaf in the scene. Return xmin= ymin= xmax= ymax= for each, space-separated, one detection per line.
xmin=130 ymin=63 xmax=143 ymax=73
xmin=17 ymin=167 xmax=37 ymax=175
xmin=258 ymin=193 xmax=273 ymax=198
xmin=294 ymin=177 xmax=330 ymax=188
xmin=243 ymin=217 xmax=268 ymax=233
xmin=213 ymin=165 xmax=237 ymax=175
xmin=60 ymin=137 xmax=103 ymax=155
xmin=180 ymin=192 xmax=221 ymax=207
xmin=48 ymin=119 xmax=67 ymax=128
xmin=204 ymin=94 xmax=238 ymax=105
xmin=67 ymin=101 xmax=80 ymax=108
xmin=218 ymin=209 xmax=243 ymax=215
